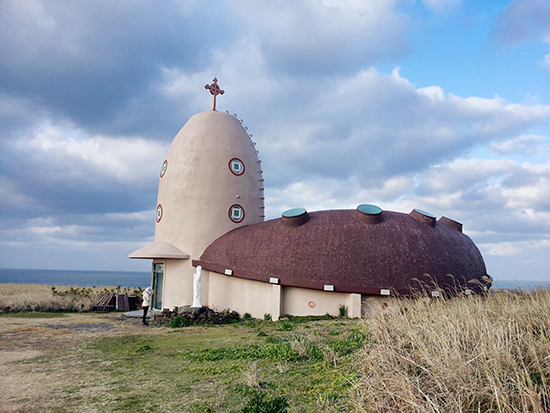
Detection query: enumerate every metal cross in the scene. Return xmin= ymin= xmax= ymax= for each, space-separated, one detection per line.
xmin=204 ymin=78 xmax=225 ymax=111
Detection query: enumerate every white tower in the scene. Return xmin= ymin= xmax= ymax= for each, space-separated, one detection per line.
xmin=130 ymin=79 xmax=264 ymax=310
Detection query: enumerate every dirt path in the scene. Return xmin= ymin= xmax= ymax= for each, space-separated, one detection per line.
xmin=0 ymin=312 xmax=154 ymax=413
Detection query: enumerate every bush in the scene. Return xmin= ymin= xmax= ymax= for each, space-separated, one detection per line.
xmin=242 ymin=391 xmax=289 ymax=413
xmin=168 ymin=315 xmax=190 ymax=328
xmin=338 ymin=304 xmax=347 ymax=317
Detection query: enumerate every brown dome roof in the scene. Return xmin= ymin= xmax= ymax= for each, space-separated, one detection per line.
xmin=194 ymin=208 xmax=490 ymax=296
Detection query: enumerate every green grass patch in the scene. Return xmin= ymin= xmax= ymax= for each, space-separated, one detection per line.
xmin=80 ymin=318 xmax=363 ymax=412
xmin=278 ymin=314 xmax=334 ymax=323
xmin=178 ymin=342 xmax=308 ymax=362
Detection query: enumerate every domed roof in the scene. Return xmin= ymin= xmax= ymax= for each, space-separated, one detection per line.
xmin=194 ymin=207 xmax=491 ymax=296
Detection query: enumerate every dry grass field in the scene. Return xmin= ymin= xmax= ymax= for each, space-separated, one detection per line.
xmin=353 ymin=289 xmax=550 ymax=412
xmin=1 ymin=284 xmax=550 ymax=412
xmin=0 ymin=283 xmax=141 ymax=313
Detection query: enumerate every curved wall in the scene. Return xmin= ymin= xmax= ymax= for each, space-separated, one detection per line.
xmin=154 ymin=111 xmax=264 ymax=308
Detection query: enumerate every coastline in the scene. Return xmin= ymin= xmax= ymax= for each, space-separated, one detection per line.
xmin=0 ymin=268 xmax=151 ymax=288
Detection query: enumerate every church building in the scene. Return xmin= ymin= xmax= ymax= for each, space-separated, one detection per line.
xmin=129 ymin=79 xmax=491 ymax=319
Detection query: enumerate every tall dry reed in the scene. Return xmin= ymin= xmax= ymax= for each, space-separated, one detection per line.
xmin=352 ymin=290 xmax=550 ymax=412
xmin=0 ymin=283 xmax=140 ymax=312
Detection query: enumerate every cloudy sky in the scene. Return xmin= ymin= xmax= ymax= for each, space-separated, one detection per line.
xmin=1 ymin=0 xmax=550 ymax=283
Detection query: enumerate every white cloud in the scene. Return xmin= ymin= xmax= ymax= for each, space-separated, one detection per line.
xmin=490 ymin=134 xmax=549 ymax=155
xmin=30 ymin=226 xmax=62 ymax=235
xmin=502 ymin=174 xmax=550 ymax=210
xmin=480 ymin=238 xmax=550 ymax=257
xmin=104 ymin=210 xmax=154 ymax=223
xmin=228 ymin=0 xmax=410 ymax=72
xmin=28 ymin=217 xmax=94 ymax=238
xmin=18 ymin=121 xmax=169 ymax=187
xmin=252 ymin=68 xmax=550 ymax=196
xmin=265 ymin=152 xmax=550 ymax=247
xmin=481 ymin=242 xmax=522 ymax=257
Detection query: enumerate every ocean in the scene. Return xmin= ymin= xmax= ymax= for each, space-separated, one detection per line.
xmin=0 ymin=268 xmax=547 ymax=291
xmin=0 ymin=268 xmax=151 ymax=288
xmin=491 ymin=279 xmax=549 ymax=291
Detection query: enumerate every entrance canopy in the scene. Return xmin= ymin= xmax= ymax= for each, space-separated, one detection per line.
xmin=129 ymin=241 xmax=190 ymax=259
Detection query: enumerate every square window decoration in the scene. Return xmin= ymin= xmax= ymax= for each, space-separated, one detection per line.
xmin=229 ymin=204 xmax=245 ymax=223
xmin=229 ymin=158 xmax=245 ymax=175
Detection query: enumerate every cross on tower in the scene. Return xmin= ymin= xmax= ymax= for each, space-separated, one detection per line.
xmin=204 ymin=78 xmax=225 ymax=111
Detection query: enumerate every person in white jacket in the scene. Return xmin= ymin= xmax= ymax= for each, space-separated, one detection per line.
xmin=142 ymin=287 xmax=153 ymax=325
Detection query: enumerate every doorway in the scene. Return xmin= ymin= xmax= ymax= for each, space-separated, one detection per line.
xmin=152 ymin=262 xmax=164 ymax=311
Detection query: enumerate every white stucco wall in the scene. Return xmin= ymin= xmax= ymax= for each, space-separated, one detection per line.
xmin=281 ymin=286 xmax=360 ymax=317
xmin=152 ymin=259 xmax=194 ymax=310
xmin=205 ymin=270 xmax=281 ymax=320
xmin=202 ymin=270 xmax=363 ymax=319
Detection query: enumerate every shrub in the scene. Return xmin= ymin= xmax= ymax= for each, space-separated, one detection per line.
xmin=242 ymin=391 xmax=289 ymax=413
xmin=168 ymin=315 xmax=190 ymax=328
xmin=276 ymin=322 xmax=294 ymax=331
xmin=338 ymin=304 xmax=347 ymax=317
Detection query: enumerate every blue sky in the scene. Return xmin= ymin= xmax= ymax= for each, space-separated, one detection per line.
xmin=1 ymin=0 xmax=550 ymax=283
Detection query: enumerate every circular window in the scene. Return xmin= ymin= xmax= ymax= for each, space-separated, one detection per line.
xmin=282 ymin=207 xmax=307 ymax=218
xmin=160 ymin=160 xmax=168 ymax=177
xmin=228 ymin=204 xmax=245 ymax=223
xmin=357 ymin=204 xmax=382 ymax=215
xmin=156 ymin=204 xmax=163 ymax=223
xmin=229 ymin=158 xmax=245 ymax=175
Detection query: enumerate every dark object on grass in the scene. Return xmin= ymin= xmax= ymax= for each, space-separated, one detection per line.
xmin=159 ymin=306 xmax=240 ymax=327
xmin=92 ymin=292 xmax=141 ymax=312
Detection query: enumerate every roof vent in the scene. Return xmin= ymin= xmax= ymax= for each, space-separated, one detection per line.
xmin=438 ymin=216 xmax=463 ymax=232
xmin=282 ymin=208 xmax=310 ymax=227
xmin=355 ymin=204 xmax=383 ymax=224
xmin=410 ymin=208 xmax=436 ymax=227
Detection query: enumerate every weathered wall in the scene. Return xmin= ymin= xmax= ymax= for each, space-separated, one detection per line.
xmin=202 ymin=270 xmax=362 ymax=319
xmin=205 ymin=270 xmax=281 ymax=319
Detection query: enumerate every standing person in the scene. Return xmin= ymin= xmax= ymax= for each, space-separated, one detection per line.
xmin=142 ymin=286 xmax=153 ymax=325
